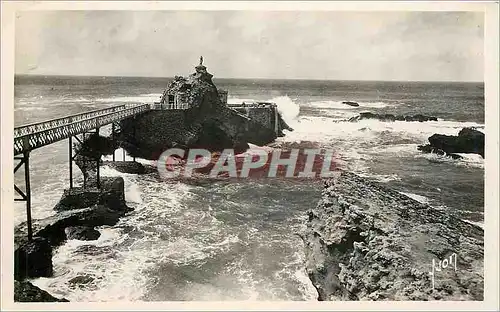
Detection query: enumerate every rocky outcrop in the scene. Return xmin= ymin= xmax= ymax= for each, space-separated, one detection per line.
xmin=14 ymin=237 xmax=53 ymax=281
xmin=348 ymin=112 xmax=438 ymax=122
xmin=118 ymin=63 xmax=290 ymax=160
xmin=342 ymin=101 xmax=360 ymax=107
xmin=418 ymin=127 xmax=484 ymax=158
xmin=302 ymin=172 xmax=483 ymax=301
xmin=14 ymin=280 xmax=69 ymax=302
xmin=102 ymin=161 xmax=156 ymax=174
xmin=65 ymin=226 xmax=101 ymax=240
xmin=14 ymin=177 xmax=131 ymax=281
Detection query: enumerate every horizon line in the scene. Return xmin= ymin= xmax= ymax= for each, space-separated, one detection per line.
xmin=13 ymin=73 xmax=484 ymax=84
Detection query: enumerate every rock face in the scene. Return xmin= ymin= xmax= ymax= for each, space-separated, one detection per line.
xmin=14 ymin=280 xmax=69 ymax=302
xmin=418 ymin=127 xmax=485 ymax=158
xmin=65 ymin=226 xmax=101 ymax=241
xmin=302 ymin=172 xmax=483 ymax=301
xmin=14 ymin=237 xmax=53 ymax=281
xmin=14 ymin=177 xmax=131 ymax=282
xmin=102 ymin=161 xmax=156 ymax=174
xmin=348 ymin=112 xmax=438 ymax=122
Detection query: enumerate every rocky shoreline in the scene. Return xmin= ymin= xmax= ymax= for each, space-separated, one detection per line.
xmin=301 ymin=171 xmax=483 ymax=301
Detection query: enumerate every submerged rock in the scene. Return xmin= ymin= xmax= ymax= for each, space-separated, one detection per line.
xmin=102 ymin=161 xmax=156 ymax=174
xmin=348 ymin=112 xmax=438 ymax=122
xmin=65 ymin=226 xmax=101 ymax=241
xmin=302 ymin=172 xmax=483 ymax=301
xmin=418 ymin=127 xmax=484 ymax=158
xmin=342 ymin=101 xmax=360 ymax=107
xmin=14 ymin=280 xmax=69 ymax=302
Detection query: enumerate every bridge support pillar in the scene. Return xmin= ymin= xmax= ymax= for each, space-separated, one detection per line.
xmin=14 ymin=151 xmax=33 ymax=241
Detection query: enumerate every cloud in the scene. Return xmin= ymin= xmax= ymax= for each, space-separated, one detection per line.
xmin=15 ymin=10 xmax=484 ymax=81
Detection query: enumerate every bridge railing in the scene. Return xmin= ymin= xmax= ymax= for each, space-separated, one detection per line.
xmin=14 ymin=104 xmax=150 ymax=155
xmin=14 ymin=105 xmax=127 ymax=139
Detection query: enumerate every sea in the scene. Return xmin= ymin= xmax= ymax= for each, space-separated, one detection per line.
xmin=14 ymin=75 xmax=484 ymax=301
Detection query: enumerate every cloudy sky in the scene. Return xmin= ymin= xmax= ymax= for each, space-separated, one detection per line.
xmin=15 ymin=10 xmax=484 ymax=81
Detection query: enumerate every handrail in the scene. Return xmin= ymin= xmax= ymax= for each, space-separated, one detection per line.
xmin=14 ymin=105 xmax=126 ymax=138
xmin=14 ymin=104 xmax=150 ymax=155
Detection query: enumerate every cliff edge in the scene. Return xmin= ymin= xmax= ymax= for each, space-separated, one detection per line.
xmin=302 ymin=172 xmax=483 ymax=301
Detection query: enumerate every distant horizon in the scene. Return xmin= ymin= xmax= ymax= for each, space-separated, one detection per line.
xmin=14 ymin=73 xmax=484 ymax=84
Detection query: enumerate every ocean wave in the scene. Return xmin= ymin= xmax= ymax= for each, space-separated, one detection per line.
xmin=414 ymin=152 xmax=484 ymax=169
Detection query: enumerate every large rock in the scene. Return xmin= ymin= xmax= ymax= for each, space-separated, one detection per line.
xmin=118 ymin=64 xmax=289 ymax=160
xmin=14 ymin=237 xmax=53 ymax=280
xmin=348 ymin=112 xmax=438 ymax=122
xmin=54 ymin=177 xmax=128 ymax=212
xmin=102 ymin=161 xmax=156 ymax=174
xmin=302 ymin=172 xmax=483 ymax=301
xmin=418 ymin=127 xmax=484 ymax=158
xmin=14 ymin=280 xmax=69 ymax=302
xmin=65 ymin=226 xmax=101 ymax=241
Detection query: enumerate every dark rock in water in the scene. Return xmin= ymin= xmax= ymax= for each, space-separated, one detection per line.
xmin=418 ymin=127 xmax=484 ymax=158
xmin=342 ymin=101 xmax=360 ymax=107
xmin=14 ymin=237 xmax=53 ymax=281
xmin=68 ymin=274 xmax=95 ymax=287
xmin=65 ymin=226 xmax=101 ymax=241
xmin=302 ymin=172 xmax=483 ymax=301
xmin=15 ymin=177 xmax=132 ymax=279
xmin=348 ymin=112 xmax=438 ymax=122
xmin=54 ymin=177 xmax=128 ymax=212
xmin=14 ymin=280 xmax=69 ymax=302
xmin=102 ymin=161 xmax=156 ymax=174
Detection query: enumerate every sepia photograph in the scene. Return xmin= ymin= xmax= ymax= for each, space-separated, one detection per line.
xmin=1 ymin=1 xmax=498 ymax=310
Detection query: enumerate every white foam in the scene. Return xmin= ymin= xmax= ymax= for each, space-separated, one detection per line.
xmin=400 ymin=191 xmax=431 ymax=204
xmin=270 ymin=96 xmax=301 ymax=125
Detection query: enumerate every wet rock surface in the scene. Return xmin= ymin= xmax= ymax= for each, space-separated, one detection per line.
xmin=14 ymin=280 xmax=69 ymax=302
xmin=342 ymin=101 xmax=360 ymax=107
xmin=65 ymin=226 xmax=101 ymax=241
xmin=418 ymin=127 xmax=484 ymax=158
xmin=348 ymin=112 xmax=438 ymax=122
xmin=302 ymin=171 xmax=483 ymax=301
xmin=14 ymin=176 xmax=131 ymax=283
xmin=102 ymin=161 xmax=156 ymax=174
xmin=14 ymin=237 xmax=53 ymax=281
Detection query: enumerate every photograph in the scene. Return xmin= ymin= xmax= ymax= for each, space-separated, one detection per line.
xmin=1 ymin=1 xmax=498 ymax=310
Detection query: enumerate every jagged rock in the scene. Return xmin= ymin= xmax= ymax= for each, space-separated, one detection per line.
xmin=342 ymin=101 xmax=360 ymax=107
xmin=65 ymin=226 xmax=101 ymax=241
xmin=14 ymin=237 xmax=53 ymax=280
xmin=14 ymin=280 xmax=69 ymax=302
xmin=68 ymin=274 xmax=95 ymax=286
xmin=102 ymin=161 xmax=155 ymax=174
xmin=302 ymin=172 xmax=483 ymax=301
xmin=54 ymin=177 xmax=128 ymax=212
xmin=348 ymin=112 xmax=438 ymax=122
xmin=418 ymin=127 xmax=484 ymax=158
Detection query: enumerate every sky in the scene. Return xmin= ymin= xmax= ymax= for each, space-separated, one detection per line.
xmin=15 ymin=10 xmax=484 ymax=81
